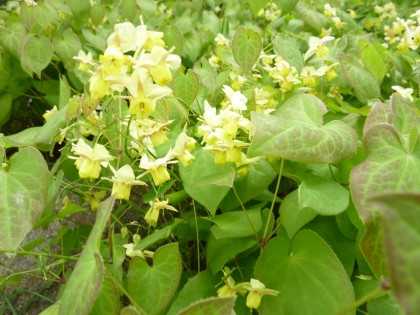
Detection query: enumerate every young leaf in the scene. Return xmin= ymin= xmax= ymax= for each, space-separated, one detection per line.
xmin=371 ymin=193 xmax=420 ymax=315
xmin=0 ymin=147 xmax=49 ymax=251
xmin=248 ymin=93 xmax=358 ymax=163
xmin=172 ymin=69 xmax=200 ymax=105
xmin=59 ymin=195 xmax=116 ymax=315
xmin=232 ymin=27 xmax=262 ymax=74
xmin=20 ymin=35 xmax=53 ymax=78
xmin=179 ymin=149 xmax=235 ymax=216
xmin=255 ymin=230 xmax=355 ymax=315
xmin=127 ymin=243 xmax=182 ymax=315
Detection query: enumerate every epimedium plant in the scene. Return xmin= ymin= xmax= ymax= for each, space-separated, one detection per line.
xmin=0 ymin=0 xmax=419 ymax=314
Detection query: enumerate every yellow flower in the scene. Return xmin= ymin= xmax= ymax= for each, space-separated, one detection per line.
xmin=245 ymin=278 xmax=279 ymax=309
xmin=168 ymin=129 xmax=197 ymax=166
xmin=144 ymin=199 xmax=177 ymax=227
xmin=217 ymin=267 xmax=248 ymax=297
xmin=136 ymin=46 xmax=181 ymax=85
xmin=139 ymin=154 xmax=177 ymax=186
xmin=69 ymin=139 xmax=114 ymax=179
xmin=104 ymin=165 xmax=147 ymax=200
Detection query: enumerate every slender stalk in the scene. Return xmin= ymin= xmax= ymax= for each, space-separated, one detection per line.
xmin=107 ymin=274 xmax=146 ymax=314
xmin=233 ymin=186 xmax=260 ymax=243
xmin=263 ymin=158 xmax=284 ymax=241
xmin=192 ymin=199 xmax=201 ymax=272
xmin=0 ymin=249 xmax=78 ymax=261
xmin=336 ymin=287 xmax=383 ymax=315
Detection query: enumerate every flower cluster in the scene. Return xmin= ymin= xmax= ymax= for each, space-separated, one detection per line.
xmin=257 ymin=1 xmax=282 ymax=22
xmin=70 ymin=21 xmax=191 ymax=221
xmin=198 ymin=86 xmax=252 ymax=167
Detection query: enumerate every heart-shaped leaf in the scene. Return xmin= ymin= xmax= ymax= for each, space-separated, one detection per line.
xmin=20 ymin=35 xmax=53 ymax=78
xmin=350 ymin=96 xmax=420 ymax=278
xmin=370 ymin=193 xmax=420 ymax=315
xmin=255 ymin=230 xmax=355 ymax=315
xmin=299 ymin=176 xmax=349 ymax=215
xmin=127 ymin=243 xmax=182 ymax=315
xmin=59 ymin=195 xmax=115 ymax=315
xmin=248 ymin=93 xmax=358 ymax=163
xmin=179 ymin=149 xmax=234 ymax=216
xmin=0 ymin=147 xmax=49 ymax=251
xmin=340 ymin=54 xmax=380 ymax=101
xmin=232 ymin=27 xmax=262 ymax=74
xmin=172 ymin=69 xmax=200 ymax=105
xmin=211 ymin=208 xmax=262 ymax=239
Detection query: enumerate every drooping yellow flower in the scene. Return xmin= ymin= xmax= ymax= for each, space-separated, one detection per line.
xmin=135 ymin=46 xmax=181 ymax=85
xmin=144 ymin=199 xmax=178 ymax=227
xmin=139 ymin=154 xmax=177 ymax=186
xmin=104 ymin=164 xmax=147 ymax=200
xmin=69 ymin=139 xmax=114 ymax=179
xmin=245 ymin=278 xmax=279 ymax=309
xmin=168 ymin=129 xmax=197 ymax=166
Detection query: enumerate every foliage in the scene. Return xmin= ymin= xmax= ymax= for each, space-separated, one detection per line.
xmin=0 ymin=0 xmax=419 ymax=314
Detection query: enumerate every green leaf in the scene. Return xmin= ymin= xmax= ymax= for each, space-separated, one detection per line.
xmin=232 ymin=27 xmax=262 ymax=74
xmin=255 ymin=230 xmax=355 ymax=315
xmin=248 ymin=93 xmax=358 ymax=163
xmin=120 ymin=0 xmax=139 ymax=23
xmin=306 ymin=216 xmax=356 ymax=277
xmin=211 ymin=208 xmax=262 ymax=239
xmin=280 ymin=190 xmax=317 ymax=239
xmin=59 ymin=76 xmax=72 ymax=109
xmin=299 ymin=176 xmax=349 ymax=215
xmin=167 ymin=270 xmax=219 ymax=315
xmin=179 ymin=149 xmax=235 ymax=216
xmin=0 ymin=105 xmax=66 ymax=151
xmin=127 ymin=243 xmax=182 ymax=315
xmin=220 ymin=158 xmax=277 ymax=211
xmin=0 ymin=23 xmax=27 ymax=57
xmin=39 ymin=302 xmax=60 ymax=315
xmin=89 ymin=277 xmax=120 ymax=315
xmin=294 ymin=2 xmax=328 ymax=32
xmin=339 ymin=54 xmax=380 ymax=101
xmin=359 ymin=39 xmax=387 ymax=83
xmin=274 ymin=34 xmax=304 ymax=73
xmin=206 ymin=235 xmax=257 ymax=273
xmin=20 ymin=35 xmax=53 ymax=78
xmin=248 ymin=0 xmax=270 ymax=16
xmin=177 ymin=296 xmax=236 ymax=315
xmin=368 ymin=293 xmax=404 ymax=315
xmin=53 ymin=28 xmax=82 ymax=69
xmin=59 ymin=195 xmax=116 ymax=315
xmin=0 ymin=93 xmax=12 ymax=127
xmin=273 ymin=0 xmax=298 ymax=15
xmin=370 ymin=193 xmax=420 ymax=315
xmin=350 ymin=100 xmax=420 ymax=224
xmin=172 ymin=69 xmax=200 ymax=105
xmin=0 ymin=147 xmax=49 ymax=251
xmin=137 ymin=219 xmax=181 ymax=251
